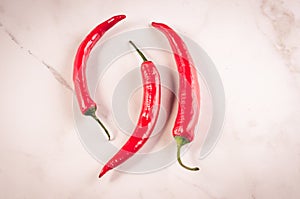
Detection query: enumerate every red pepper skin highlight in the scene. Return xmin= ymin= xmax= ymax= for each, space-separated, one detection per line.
xmin=99 ymin=41 xmax=161 ymax=178
xmin=73 ymin=15 xmax=126 ymax=140
xmin=152 ymin=22 xmax=200 ymax=171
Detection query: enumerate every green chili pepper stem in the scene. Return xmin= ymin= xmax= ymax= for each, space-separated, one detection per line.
xmin=90 ymin=113 xmax=111 ymax=141
xmin=175 ymin=136 xmax=199 ymax=171
xmin=129 ymin=40 xmax=148 ymax=62
xmin=85 ymin=107 xmax=111 ymax=140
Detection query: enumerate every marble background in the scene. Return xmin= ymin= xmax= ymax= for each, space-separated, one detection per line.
xmin=1 ymin=0 xmax=300 ymax=198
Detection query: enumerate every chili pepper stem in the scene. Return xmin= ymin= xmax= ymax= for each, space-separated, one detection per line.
xmin=129 ymin=41 xmax=148 ymax=62
xmin=85 ymin=107 xmax=111 ymax=140
xmin=175 ymin=136 xmax=199 ymax=171
xmin=90 ymin=113 xmax=111 ymax=141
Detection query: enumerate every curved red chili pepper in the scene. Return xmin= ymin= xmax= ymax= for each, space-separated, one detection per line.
xmin=99 ymin=41 xmax=161 ymax=178
xmin=73 ymin=15 xmax=126 ymax=140
xmin=152 ymin=22 xmax=200 ymax=171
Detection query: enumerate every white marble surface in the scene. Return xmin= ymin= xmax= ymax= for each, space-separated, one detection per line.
xmin=1 ymin=0 xmax=300 ymax=198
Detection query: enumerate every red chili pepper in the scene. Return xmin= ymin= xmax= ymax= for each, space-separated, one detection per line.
xmin=99 ymin=41 xmax=161 ymax=178
xmin=152 ymin=22 xmax=200 ymax=171
xmin=73 ymin=15 xmax=126 ymax=140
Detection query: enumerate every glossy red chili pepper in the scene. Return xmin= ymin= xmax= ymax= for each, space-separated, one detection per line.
xmin=152 ymin=22 xmax=200 ymax=171
xmin=99 ymin=41 xmax=161 ymax=178
xmin=73 ymin=15 xmax=126 ymax=140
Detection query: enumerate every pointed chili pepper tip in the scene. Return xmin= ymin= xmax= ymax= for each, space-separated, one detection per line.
xmin=175 ymin=136 xmax=199 ymax=171
xmin=151 ymin=22 xmax=161 ymax=27
xmin=151 ymin=22 xmax=170 ymax=31
xmin=85 ymin=106 xmax=111 ymax=141
xmin=98 ymin=170 xmax=105 ymax=178
xmin=115 ymin=14 xmax=126 ymax=20
xmin=99 ymin=165 xmax=112 ymax=178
